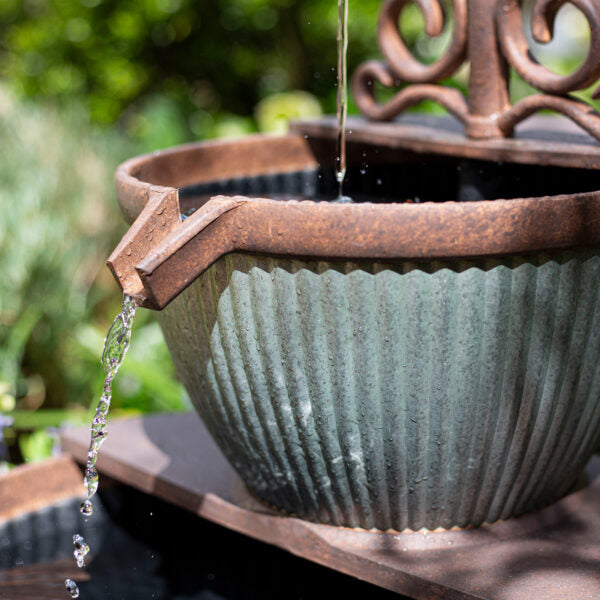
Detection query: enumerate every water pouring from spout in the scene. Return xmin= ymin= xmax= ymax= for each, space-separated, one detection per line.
xmin=65 ymin=293 xmax=137 ymax=597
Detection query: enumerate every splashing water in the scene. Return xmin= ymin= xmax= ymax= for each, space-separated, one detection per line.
xmin=336 ymin=0 xmax=352 ymax=203
xmin=65 ymin=294 xmax=137 ymax=596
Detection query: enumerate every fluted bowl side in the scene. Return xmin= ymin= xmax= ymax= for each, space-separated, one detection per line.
xmin=157 ymin=250 xmax=600 ymax=531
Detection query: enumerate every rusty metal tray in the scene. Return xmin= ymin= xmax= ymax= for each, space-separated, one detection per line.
xmin=61 ymin=412 xmax=600 ymax=600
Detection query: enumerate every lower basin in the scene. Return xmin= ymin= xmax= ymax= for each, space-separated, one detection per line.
xmin=0 ymin=474 xmax=399 ymax=599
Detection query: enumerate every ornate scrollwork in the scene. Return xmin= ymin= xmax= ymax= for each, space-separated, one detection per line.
xmin=354 ymin=0 xmax=600 ymax=140
xmin=497 ymin=0 xmax=600 ymax=95
xmin=353 ymin=60 xmax=469 ymax=122
xmin=379 ymin=0 xmax=468 ymax=82
xmin=495 ymin=0 xmax=600 ymax=139
xmin=496 ymin=93 xmax=600 ymax=138
xmin=353 ymin=0 xmax=469 ymax=121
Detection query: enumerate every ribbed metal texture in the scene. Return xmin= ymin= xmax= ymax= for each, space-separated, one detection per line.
xmin=0 ymin=498 xmax=101 ymax=568
xmin=157 ymin=250 xmax=600 ymax=531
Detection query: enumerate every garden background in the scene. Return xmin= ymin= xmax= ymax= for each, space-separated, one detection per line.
xmin=0 ymin=0 xmax=593 ymax=466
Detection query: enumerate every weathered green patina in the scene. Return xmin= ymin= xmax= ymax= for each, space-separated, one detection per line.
xmin=158 ymin=250 xmax=600 ymax=531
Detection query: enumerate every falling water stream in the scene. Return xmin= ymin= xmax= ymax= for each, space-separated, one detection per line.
xmin=62 ymin=7 xmax=351 ymax=597
xmin=65 ymin=294 xmax=137 ymax=598
xmin=336 ymin=0 xmax=352 ymax=203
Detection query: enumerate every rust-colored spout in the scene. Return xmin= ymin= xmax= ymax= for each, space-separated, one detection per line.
xmin=107 ymin=189 xmax=246 ymax=310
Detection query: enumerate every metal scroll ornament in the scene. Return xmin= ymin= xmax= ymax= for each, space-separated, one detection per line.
xmin=353 ymin=0 xmax=600 ymax=140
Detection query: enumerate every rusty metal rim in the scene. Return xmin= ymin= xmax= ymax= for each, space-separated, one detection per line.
xmin=110 ymin=127 xmax=600 ymax=310
xmin=115 ymin=133 xmax=320 ymax=225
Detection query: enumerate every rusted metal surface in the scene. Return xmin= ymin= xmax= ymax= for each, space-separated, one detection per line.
xmin=107 ymin=186 xmax=181 ymax=305
xmin=137 ymin=190 xmax=600 ymax=310
xmin=109 ymin=117 xmax=600 ymax=310
xmin=353 ymin=0 xmax=600 ymax=140
xmin=0 ymin=456 xmax=84 ymax=524
xmin=466 ymin=0 xmax=510 ymax=139
xmin=379 ymin=0 xmax=467 ymax=83
xmin=0 ymin=457 xmax=89 ymax=598
xmin=294 ymin=114 xmax=600 ymax=169
xmin=61 ymin=413 xmax=600 ymax=600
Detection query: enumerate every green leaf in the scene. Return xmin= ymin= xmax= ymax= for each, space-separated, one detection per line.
xmin=10 ymin=409 xmax=89 ymax=430
xmin=18 ymin=429 xmax=55 ymax=463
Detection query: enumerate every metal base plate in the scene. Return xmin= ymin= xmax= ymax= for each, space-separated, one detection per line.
xmin=61 ymin=413 xmax=600 ymax=600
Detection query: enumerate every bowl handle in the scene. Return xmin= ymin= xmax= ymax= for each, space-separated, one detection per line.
xmin=107 ymin=190 xmax=245 ymax=309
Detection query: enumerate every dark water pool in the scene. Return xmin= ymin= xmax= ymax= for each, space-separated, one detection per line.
xmin=1 ymin=482 xmax=402 ymax=599
xmin=177 ymin=158 xmax=600 ymax=219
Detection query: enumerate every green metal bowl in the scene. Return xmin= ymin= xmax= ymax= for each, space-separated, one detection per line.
xmin=157 ymin=250 xmax=600 ymax=531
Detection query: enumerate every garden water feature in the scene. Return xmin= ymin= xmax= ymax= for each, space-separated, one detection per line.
xmin=2 ymin=474 xmax=398 ymax=599
xmin=40 ymin=0 xmax=600 ymax=596
xmin=61 ymin=6 xmax=351 ymax=593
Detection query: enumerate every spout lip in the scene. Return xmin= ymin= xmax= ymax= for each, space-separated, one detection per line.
xmin=107 ymin=185 xmax=182 ymax=309
xmin=114 ymin=163 xmax=176 ymax=226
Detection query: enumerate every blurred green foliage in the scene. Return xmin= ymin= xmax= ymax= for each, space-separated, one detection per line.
xmin=0 ymin=0 xmax=595 ymax=465
xmin=0 ymin=0 xmax=595 ymax=137
xmin=0 ymin=0 xmax=371 ymax=131
xmin=0 ymin=88 xmax=123 ymax=406
xmin=0 ymin=89 xmax=190 ymax=465
xmin=0 ymin=0 xmax=460 ymax=143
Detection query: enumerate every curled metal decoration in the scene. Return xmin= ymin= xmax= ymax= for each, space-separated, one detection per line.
xmin=354 ymin=0 xmax=468 ymax=123
xmin=379 ymin=0 xmax=468 ymax=82
xmin=497 ymin=0 xmax=600 ymax=95
xmin=354 ymin=0 xmax=600 ymax=140
xmin=497 ymin=94 xmax=600 ymax=139
xmin=353 ymin=60 xmax=469 ymax=122
xmin=495 ymin=0 xmax=600 ymax=139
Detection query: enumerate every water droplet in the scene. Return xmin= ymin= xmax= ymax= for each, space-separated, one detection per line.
xmin=402 ymin=547 xmax=408 ymax=552
xmin=73 ymin=534 xmax=90 ymax=568
xmin=65 ymin=579 xmax=79 ymax=598
xmin=85 ymin=465 xmax=98 ymax=483
xmin=80 ymin=500 xmax=93 ymax=516
xmin=97 ymin=397 xmax=110 ymax=416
